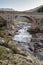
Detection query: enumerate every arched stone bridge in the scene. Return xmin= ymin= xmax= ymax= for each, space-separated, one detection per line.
xmin=0 ymin=11 xmax=43 ymax=28
xmin=15 ymin=15 xmax=36 ymax=28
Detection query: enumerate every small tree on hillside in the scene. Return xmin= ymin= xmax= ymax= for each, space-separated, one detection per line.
xmin=39 ymin=18 xmax=43 ymax=29
xmin=40 ymin=18 xmax=43 ymax=25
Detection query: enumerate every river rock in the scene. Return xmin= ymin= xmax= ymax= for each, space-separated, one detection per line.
xmin=0 ymin=37 xmax=5 ymax=44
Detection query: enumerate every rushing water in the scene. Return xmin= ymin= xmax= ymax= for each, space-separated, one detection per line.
xmin=13 ymin=22 xmax=32 ymax=43
xmin=12 ymin=22 xmax=32 ymax=51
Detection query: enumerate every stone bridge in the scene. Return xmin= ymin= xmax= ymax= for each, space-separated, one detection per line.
xmin=0 ymin=11 xmax=43 ymax=28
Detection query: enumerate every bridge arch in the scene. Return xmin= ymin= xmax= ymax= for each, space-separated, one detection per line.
xmin=15 ymin=15 xmax=36 ymax=29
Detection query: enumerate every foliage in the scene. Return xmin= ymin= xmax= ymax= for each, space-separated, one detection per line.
xmin=40 ymin=18 xmax=43 ymax=26
xmin=40 ymin=18 xmax=43 ymax=23
xmin=0 ymin=16 xmax=6 ymax=27
xmin=16 ymin=16 xmax=29 ymax=22
xmin=37 ymin=7 xmax=43 ymax=12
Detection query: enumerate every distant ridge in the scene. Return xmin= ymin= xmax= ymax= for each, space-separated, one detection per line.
xmin=0 ymin=8 xmax=15 ymax=11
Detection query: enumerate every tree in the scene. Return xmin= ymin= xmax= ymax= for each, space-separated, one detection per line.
xmin=40 ymin=18 xmax=43 ymax=26
xmin=0 ymin=16 xmax=6 ymax=27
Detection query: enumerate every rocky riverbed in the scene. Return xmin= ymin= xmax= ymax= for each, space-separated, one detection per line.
xmin=0 ymin=20 xmax=43 ymax=65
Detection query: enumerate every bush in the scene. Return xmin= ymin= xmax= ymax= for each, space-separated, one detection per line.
xmin=37 ymin=7 xmax=43 ymax=12
xmin=0 ymin=16 xmax=6 ymax=27
xmin=40 ymin=18 xmax=43 ymax=26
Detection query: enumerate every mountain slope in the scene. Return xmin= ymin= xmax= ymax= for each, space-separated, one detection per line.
xmin=25 ymin=5 xmax=43 ymax=13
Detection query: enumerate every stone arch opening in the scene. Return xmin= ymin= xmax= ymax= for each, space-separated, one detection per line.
xmin=15 ymin=15 xmax=36 ymax=28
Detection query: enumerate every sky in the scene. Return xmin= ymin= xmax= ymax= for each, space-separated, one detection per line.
xmin=0 ymin=0 xmax=43 ymax=11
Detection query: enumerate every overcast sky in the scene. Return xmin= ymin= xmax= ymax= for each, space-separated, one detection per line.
xmin=0 ymin=0 xmax=43 ymax=11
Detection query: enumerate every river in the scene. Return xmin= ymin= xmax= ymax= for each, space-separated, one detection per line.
xmin=12 ymin=22 xmax=32 ymax=51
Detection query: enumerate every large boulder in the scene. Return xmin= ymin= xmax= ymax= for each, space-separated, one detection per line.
xmin=27 ymin=27 xmax=40 ymax=33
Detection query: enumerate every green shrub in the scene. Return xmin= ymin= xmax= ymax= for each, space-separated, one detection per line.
xmin=37 ymin=7 xmax=43 ymax=12
xmin=0 ymin=16 xmax=6 ymax=27
xmin=40 ymin=18 xmax=43 ymax=26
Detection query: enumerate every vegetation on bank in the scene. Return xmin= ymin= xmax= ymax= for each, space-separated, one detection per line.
xmin=0 ymin=16 xmax=6 ymax=28
xmin=15 ymin=16 xmax=30 ymax=22
xmin=40 ymin=18 xmax=43 ymax=25
xmin=37 ymin=7 xmax=43 ymax=12
xmin=39 ymin=18 xmax=43 ymax=29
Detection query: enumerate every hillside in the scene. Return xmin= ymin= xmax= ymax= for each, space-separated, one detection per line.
xmin=25 ymin=5 xmax=43 ymax=13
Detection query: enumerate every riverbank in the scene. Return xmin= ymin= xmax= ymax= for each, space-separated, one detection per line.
xmin=0 ymin=19 xmax=43 ymax=65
